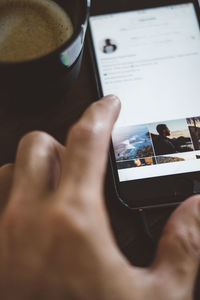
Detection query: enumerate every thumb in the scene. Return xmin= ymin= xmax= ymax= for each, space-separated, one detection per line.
xmin=152 ymin=196 xmax=200 ymax=298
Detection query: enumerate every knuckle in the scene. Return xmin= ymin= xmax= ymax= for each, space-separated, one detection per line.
xmin=17 ymin=131 xmax=56 ymax=162
xmin=70 ymin=121 xmax=103 ymax=142
xmin=18 ymin=131 xmax=52 ymax=151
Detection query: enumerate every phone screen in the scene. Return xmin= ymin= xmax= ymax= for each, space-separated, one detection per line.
xmin=90 ymin=3 xmax=200 ymax=183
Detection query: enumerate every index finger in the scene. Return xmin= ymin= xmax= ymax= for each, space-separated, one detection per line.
xmin=59 ymin=95 xmax=121 ymax=195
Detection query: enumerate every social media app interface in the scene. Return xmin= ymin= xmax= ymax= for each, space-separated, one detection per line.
xmin=90 ymin=3 xmax=200 ymax=182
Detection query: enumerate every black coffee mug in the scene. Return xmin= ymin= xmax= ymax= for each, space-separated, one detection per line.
xmin=0 ymin=0 xmax=90 ymax=111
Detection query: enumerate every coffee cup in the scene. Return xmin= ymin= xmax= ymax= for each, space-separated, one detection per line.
xmin=0 ymin=0 xmax=90 ymax=111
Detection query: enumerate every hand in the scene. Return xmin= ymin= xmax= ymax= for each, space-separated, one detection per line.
xmin=0 ymin=95 xmax=199 ymax=300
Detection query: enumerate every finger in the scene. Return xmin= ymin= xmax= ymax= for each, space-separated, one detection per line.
xmin=0 ymin=164 xmax=14 ymax=212
xmin=59 ymin=95 xmax=121 ymax=194
xmin=152 ymin=196 xmax=200 ymax=297
xmin=11 ymin=131 xmax=65 ymax=201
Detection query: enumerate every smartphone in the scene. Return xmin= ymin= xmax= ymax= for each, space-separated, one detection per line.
xmin=89 ymin=0 xmax=200 ymax=209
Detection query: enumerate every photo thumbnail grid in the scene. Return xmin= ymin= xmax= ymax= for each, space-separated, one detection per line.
xmin=113 ymin=116 xmax=200 ymax=170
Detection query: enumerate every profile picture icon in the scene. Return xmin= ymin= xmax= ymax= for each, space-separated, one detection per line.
xmin=101 ymin=39 xmax=117 ymax=54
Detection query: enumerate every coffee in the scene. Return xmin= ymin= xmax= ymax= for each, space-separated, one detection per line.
xmin=0 ymin=0 xmax=74 ymax=62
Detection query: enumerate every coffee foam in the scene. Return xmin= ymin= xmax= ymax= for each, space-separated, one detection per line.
xmin=0 ymin=0 xmax=74 ymax=62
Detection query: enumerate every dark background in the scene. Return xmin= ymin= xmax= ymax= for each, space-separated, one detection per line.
xmin=0 ymin=0 xmax=199 ymax=297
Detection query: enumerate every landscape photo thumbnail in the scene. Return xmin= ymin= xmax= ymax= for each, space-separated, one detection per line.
xmin=113 ymin=124 xmax=154 ymax=161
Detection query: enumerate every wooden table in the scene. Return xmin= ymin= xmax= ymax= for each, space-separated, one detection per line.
xmin=0 ymin=9 xmax=199 ymax=298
